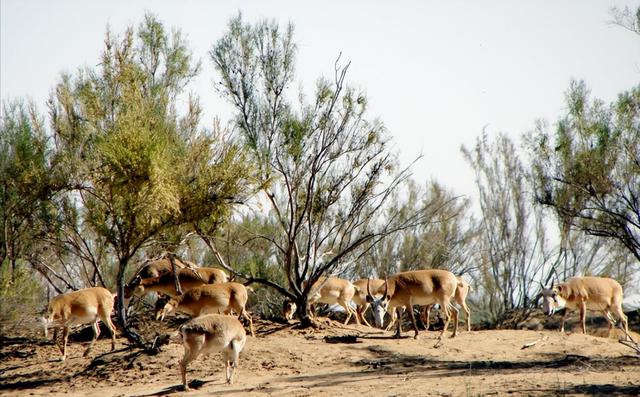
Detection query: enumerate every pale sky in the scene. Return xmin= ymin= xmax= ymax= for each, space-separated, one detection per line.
xmin=2 ymin=0 xmax=639 ymax=199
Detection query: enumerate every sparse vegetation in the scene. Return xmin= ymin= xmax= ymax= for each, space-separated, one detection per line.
xmin=0 ymin=4 xmax=639 ymax=396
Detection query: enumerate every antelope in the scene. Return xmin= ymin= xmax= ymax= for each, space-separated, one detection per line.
xmin=307 ymin=277 xmax=361 ymax=325
xmin=129 ymin=256 xmax=194 ymax=281
xmin=283 ymin=299 xmax=296 ymax=321
xmin=43 ymin=287 xmax=116 ymax=361
xmin=541 ymin=276 xmax=628 ymax=339
xmin=366 ymin=269 xmax=459 ymax=339
xmin=124 ymin=267 xmax=228 ymax=305
xmin=157 ymin=282 xmax=255 ymax=337
xmin=352 ymin=278 xmax=386 ymax=327
xmin=422 ymin=275 xmax=471 ymax=332
xmin=179 ymin=314 xmax=247 ymax=391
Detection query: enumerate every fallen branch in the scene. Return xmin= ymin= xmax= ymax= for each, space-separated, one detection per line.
xmin=618 ymin=323 xmax=640 ymax=356
xmin=521 ymin=335 xmax=549 ymax=350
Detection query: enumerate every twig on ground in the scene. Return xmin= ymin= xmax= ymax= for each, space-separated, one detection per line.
xmin=521 ymin=335 xmax=549 ymax=350
xmin=618 ymin=323 xmax=640 ymax=356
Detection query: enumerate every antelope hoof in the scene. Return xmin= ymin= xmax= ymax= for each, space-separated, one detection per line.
xmin=183 ymin=385 xmax=191 ymax=392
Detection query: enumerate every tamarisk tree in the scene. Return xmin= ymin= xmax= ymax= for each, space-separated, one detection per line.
xmin=528 ymin=81 xmax=640 ymax=263
xmin=49 ymin=14 xmax=250 ymax=342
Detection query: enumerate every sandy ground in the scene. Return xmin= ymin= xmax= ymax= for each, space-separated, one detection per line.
xmin=1 ymin=317 xmax=639 ymax=397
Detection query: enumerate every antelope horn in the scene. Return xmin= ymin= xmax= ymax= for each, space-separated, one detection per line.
xmin=367 ymin=278 xmax=373 ymax=299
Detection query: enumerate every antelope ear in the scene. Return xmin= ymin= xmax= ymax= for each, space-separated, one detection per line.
xmin=366 ymin=295 xmax=373 ymax=303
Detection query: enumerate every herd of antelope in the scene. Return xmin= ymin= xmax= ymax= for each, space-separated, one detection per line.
xmin=41 ymin=255 xmax=630 ymax=391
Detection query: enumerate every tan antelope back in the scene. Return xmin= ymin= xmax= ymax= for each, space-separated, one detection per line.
xmin=159 ymin=282 xmax=255 ymax=337
xmin=367 ymin=269 xmax=459 ymax=339
xmin=125 ymin=268 xmax=213 ymax=300
xmin=307 ymin=277 xmax=360 ymax=325
xmin=194 ymin=267 xmax=228 ymax=283
xmin=179 ymin=313 xmax=247 ymax=391
xmin=44 ymin=287 xmax=116 ymax=361
xmin=423 ymin=275 xmax=472 ymax=332
xmin=541 ymin=276 xmax=628 ymax=338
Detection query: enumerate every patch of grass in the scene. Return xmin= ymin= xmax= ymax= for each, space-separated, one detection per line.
xmin=0 ymin=263 xmax=45 ymax=337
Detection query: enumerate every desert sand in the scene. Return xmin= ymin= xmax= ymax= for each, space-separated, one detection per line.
xmin=1 ymin=317 xmax=639 ymax=397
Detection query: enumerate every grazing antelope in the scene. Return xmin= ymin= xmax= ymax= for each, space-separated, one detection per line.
xmin=422 ymin=275 xmax=472 ymax=332
xmin=541 ymin=276 xmax=628 ymax=339
xmin=124 ymin=267 xmax=228 ymax=305
xmin=366 ymin=269 xmax=459 ymax=339
xmin=129 ymin=256 xmax=193 ymax=281
xmin=43 ymin=287 xmax=116 ymax=361
xmin=179 ymin=314 xmax=247 ymax=391
xmin=283 ymin=299 xmax=297 ymax=321
xmin=194 ymin=267 xmax=229 ymax=284
xmin=157 ymin=282 xmax=255 ymax=337
xmin=352 ymin=278 xmax=386 ymax=327
xmin=307 ymin=277 xmax=361 ymax=325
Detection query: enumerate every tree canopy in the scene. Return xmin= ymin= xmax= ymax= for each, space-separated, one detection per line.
xmin=529 ymin=81 xmax=640 ymax=263
xmin=47 ymin=14 xmax=252 ymax=339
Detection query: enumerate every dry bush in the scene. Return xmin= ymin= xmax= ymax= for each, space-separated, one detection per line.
xmin=0 ymin=263 xmax=46 ymax=337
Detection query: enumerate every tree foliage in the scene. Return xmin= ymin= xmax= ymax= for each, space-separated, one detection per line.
xmin=0 ymin=101 xmax=56 ymax=279
xmin=48 ymin=14 xmax=251 ymax=339
xmin=610 ymin=5 xmax=640 ymax=35
xmin=528 ymin=81 xmax=640 ymax=263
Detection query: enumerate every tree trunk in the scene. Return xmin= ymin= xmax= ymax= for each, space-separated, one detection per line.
xmin=168 ymin=252 xmax=182 ymax=294
xmin=115 ymin=259 xmax=128 ymax=331
xmin=296 ymin=294 xmax=315 ymax=328
xmin=10 ymin=257 xmax=16 ymax=283
xmin=115 ymin=257 xmax=146 ymax=347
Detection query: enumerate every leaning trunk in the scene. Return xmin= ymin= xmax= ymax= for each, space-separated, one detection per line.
xmin=116 ymin=256 xmax=146 ymax=347
xmin=115 ymin=260 xmax=127 ymax=330
xmin=168 ymin=252 xmax=182 ymax=294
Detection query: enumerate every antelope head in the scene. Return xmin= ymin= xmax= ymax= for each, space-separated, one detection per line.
xmin=366 ymin=276 xmax=390 ymax=328
xmin=541 ymin=281 xmax=566 ymax=316
xmin=283 ymin=299 xmax=297 ymax=321
xmin=123 ymin=275 xmax=144 ymax=307
xmin=156 ymin=297 xmax=178 ymax=321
